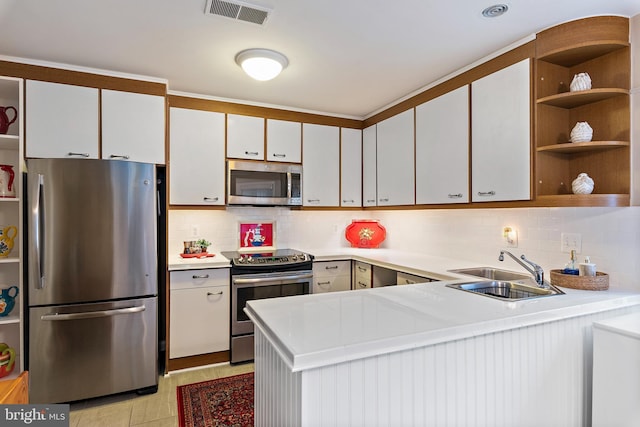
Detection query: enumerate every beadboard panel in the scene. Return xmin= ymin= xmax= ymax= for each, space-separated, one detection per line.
xmin=255 ymin=306 xmax=637 ymax=427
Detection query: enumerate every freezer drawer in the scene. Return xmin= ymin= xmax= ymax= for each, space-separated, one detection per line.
xmin=28 ymin=297 xmax=158 ymax=403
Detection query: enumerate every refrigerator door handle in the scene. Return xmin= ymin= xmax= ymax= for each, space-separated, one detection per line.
xmin=34 ymin=173 xmax=46 ymax=289
xmin=40 ymin=305 xmax=146 ymax=321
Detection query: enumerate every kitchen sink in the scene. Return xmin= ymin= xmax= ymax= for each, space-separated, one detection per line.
xmin=446 ymin=280 xmax=563 ymax=301
xmin=448 ymin=267 xmax=532 ymax=282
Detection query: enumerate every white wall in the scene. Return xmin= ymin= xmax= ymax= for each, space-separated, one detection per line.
xmin=169 ymin=207 xmax=640 ymax=291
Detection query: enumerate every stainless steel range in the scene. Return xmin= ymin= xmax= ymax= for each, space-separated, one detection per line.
xmin=222 ymin=249 xmax=313 ymax=364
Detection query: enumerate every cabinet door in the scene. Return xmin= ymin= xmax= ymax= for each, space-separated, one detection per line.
xmin=169 ymin=108 xmax=225 ymax=205
xmin=101 ymin=90 xmax=165 ymax=164
xmin=472 ymin=58 xmax=531 ymax=202
xmin=362 ymin=125 xmax=377 ymax=207
xmin=340 ymin=128 xmax=362 ymax=207
xmin=302 ymin=124 xmax=340 ymax=207
xmin=227 ymin=114 xmax=264 ymax=160
xmin=266 ymin=119 xmax=301 ymax=163
xmin=376 ymin=109 xmax=415 ymax=206
xmin=25 ymin=80 xmax=99 ymax=159
xmin=416 ymin=86 xmax=469 ymax=204
xmin=169 ymin=285 xmax=230 ymax=358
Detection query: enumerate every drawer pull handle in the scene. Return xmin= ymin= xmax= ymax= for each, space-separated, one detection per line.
xmin=325 ymin=266 xmax=339 ymax=270
xmin=448 ymin=193 xmax=463 ymax=198
xmin=366 ymin=199 xmax=376 ymax=203
xmin=317 ymin=281 xmax=330 ymax=286
xmin=358 ymin=282 xmax=368 ymax=288
xmin=342 ymin=199 xmax=355 ymax=203
xmin=307 ymin=199 xmax=320 ymax=203
xmin=245 ymin=151 xmax=259 ymax=156
xmin=109 ymin=154 xmax=130 ymax=160
xmin=357 ymin=266 xmax=367 ymax=272
xmin=193 ymin=274 xmax=210 ymax=279
xmin=379 ymin=198 xmax=389 ymax=202
xmin=272 ymin=153 xmax=286 ymax=158
xmin=203 ymin=196 xmax=219 ymax=202
xmin=477 ymin=191 xmax=496 ymax=197
xmin=207 ymin=291 xmax=223 ymax=296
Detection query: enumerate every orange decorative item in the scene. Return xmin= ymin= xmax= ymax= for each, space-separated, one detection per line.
xmin=345 ymin=220 xmax=386 ymax=248
xmin=0 ymin=343 xmax=15 ymax=378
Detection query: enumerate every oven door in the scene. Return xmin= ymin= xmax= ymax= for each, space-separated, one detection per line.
xmin=231 ymin=270 xmax=312 ymax=335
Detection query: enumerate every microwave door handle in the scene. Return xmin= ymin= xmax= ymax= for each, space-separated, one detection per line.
xmin=287 ymin=172 xmax=292 ymax=199
xmin=34 ymin=173 xmax=46 ymax=289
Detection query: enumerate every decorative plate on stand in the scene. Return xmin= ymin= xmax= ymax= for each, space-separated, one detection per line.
xmin=345 ymin=220 xmax=386 ymax=248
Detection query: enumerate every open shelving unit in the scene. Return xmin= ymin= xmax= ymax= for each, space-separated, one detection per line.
xmin=534 ymin=16 xmax=631 ymax=207
xmin=0 ymin=77 xmax=23 ymax=380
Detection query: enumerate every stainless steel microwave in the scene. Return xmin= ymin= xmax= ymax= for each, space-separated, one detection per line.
xmin=227 ymin=160 xmax=302 ymax=206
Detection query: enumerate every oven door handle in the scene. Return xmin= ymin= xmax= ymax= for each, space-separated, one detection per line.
xmin=233 ymin=272 xmax=313 ymax=285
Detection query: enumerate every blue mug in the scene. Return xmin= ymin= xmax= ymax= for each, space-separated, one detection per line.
xmin=0 ymin=286 xmax=18 ymax=317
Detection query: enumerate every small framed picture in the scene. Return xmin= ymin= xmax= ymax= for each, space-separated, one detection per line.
xmin=238 ymin=221 xmax=275 ymax=251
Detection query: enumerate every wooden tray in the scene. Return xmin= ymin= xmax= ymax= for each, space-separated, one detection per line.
xmin=549 ymin=269 xmax=609 ymax=290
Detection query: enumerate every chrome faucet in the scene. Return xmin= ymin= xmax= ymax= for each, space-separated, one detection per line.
xmin=499 ymin=250 xmax=547 ymax=288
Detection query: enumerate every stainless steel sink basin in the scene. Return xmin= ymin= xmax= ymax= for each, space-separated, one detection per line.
xmin=446 ymin=280 xmax=563 ymax=301
xmin=448 ymin=267 xmax=532 ymax=282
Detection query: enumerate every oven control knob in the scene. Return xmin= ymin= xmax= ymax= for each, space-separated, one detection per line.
xmin=292 ymin=255 xmax=298 ymax=261
xmin=248 ymin=256 xmax=254 ymax=263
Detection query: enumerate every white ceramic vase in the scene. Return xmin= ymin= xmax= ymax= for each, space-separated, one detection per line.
xmin=572 ymin=173 xmax=594 ymax=195
xmin=570 ymin=121 xmax=593 ymax=143
xmin=570 ymin=72 xmax=592 ymax=92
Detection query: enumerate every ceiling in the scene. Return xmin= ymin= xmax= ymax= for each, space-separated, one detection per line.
xmin=0 ymin=0 xmax=639 ymax=119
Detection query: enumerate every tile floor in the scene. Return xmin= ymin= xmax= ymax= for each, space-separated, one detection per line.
xmin=69 ymin=362 xmax=254 ymax=426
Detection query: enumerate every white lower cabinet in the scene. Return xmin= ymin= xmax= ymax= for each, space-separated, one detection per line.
xmin=169 ymin=269 xmax=230 ymax=359
xmin=353 ymin=261 xmax=372 ymax=290
xmin=312 ymin=261 xmax=351 ymax=293
xmin=396 ymin=271 xmax=434 ymax=285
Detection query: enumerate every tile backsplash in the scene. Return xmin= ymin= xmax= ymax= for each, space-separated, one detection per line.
xmin=169 ymin=206 xmax=640 ymax=291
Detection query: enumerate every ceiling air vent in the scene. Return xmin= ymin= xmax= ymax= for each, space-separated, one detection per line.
xmin=205 ymin=0 xmax=272 ymax=26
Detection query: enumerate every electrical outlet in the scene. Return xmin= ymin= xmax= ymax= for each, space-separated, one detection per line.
xmin=561 ymin=233 xmax=582 ymax=253
xmin=503 ymin=226 xmax=518 ymax=247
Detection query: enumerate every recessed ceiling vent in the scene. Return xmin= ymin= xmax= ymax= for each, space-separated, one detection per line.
xmin=204 ymin=0 xmax=272 ymax=26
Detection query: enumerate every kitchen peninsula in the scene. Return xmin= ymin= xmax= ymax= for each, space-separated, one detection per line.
xmin=245 ymin=250 xmax=640 ymax=427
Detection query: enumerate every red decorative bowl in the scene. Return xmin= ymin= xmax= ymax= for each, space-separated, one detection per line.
xmin=345 ymin=220 xmax=386 ymax=248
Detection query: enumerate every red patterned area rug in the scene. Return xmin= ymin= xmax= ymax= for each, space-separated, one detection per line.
xmin=177 ymin=372 xmax=254 ymax=427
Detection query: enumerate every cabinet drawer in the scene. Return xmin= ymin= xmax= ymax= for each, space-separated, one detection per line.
xmin=169 ymin=285 xmax=230 ymax=358
xmin=353 ymin=261 xmax=372 ymax=290
xmin=170 ymin=268 xmax=229 ymax=290
xmin=313 ymin=261 xmax=351 ymax=277
xmin=313 ymin=275 xmax=351 ymax=294
xmin=397 ymin=271 xmax=433 ymax=285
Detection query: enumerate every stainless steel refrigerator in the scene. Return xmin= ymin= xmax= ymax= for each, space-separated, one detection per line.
xmin=26 ymin=158 xmax=158 ymax=403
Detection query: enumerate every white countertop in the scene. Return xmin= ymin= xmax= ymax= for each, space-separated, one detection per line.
xmin=593 ymin=312 xmax=640 ymax=339
xmin=167 ymin=252 xmax=231 ymax=271
xmin=245 ymin=248 xmax=640 ymax=372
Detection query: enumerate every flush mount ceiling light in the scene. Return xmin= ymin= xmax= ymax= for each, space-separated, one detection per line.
xmin=235 ymin=48 xmax=289 ymax=81
xmin=482 ymin=4 xmax=509 ymax=18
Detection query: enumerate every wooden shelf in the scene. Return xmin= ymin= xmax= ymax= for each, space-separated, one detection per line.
xmin=537 ymin=140 xmax=629 ymax=154
xmin=534 ymin=194 xmax=630 ymax=207
xmin=538 ymin=41 xmax=629 ymax=67
xmin=536 ymin=88 xmax=628 ymax=109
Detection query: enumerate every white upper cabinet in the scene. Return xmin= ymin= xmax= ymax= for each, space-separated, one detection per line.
xmin=302 ymin=123 xmax=340 ymax=207
xmin=169 ymin=107 xmax=225 ymax=205
xmin=471 ymin=58 xmax=531 ymax=202
xmin=376 ymin=109 xmax=415 ymax=206
xmin=416 ymin=85 xmax=469 ymax=204
xmin=25 ymin=80 xmax=99 ymax=159
xmin=340 ymin=128 xmax=362 ymax=207
xmin=227 ymin=114 xmax=264 ymax=160
xmin=266 ymin=119 xmax=301 ymax=163
xmin=362 ymin=125 xmax=377 ymax=207
xmin=101 ymin=89 xmax=165 ymax=164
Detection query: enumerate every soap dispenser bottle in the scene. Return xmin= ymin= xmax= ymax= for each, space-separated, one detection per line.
xmin=563 ymin=249 xmax=579 ymax=275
